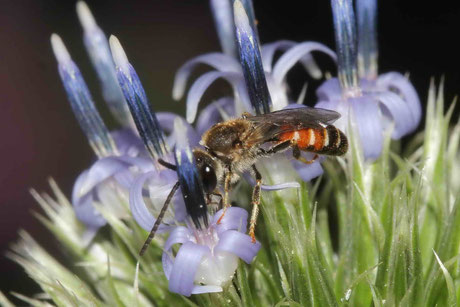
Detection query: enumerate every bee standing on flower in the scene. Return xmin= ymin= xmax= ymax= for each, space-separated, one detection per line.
xmin=199 ymin=106 xmax=348 ymax=242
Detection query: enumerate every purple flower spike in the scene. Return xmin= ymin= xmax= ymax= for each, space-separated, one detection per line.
xmin=51 ymin=34 xmax=117 ymax=158
xmin=209 ymin=0 xmax=237 ymax=57
xmin=110 ymin=35 xmax=168 ymax=159
xmin=162 ymin=207 xmax=260 ymax=296
xmin=330 ymin=0 xmax=360 ymax=96
xmin=234 ymin=0 xmax=272 ymax=115
xmin=76 ymin=2 xmax=131 ymax=127
xmin=356 ymin=0 xmax=378 ymax=80
xmin=174 ymin=118 xmax=209 ymax=230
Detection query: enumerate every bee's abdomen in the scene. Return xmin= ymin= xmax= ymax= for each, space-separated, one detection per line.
xmin=278 ymin=126 xmax=348 ymax=156
xmin=318 ymin=126 xmax=348 ymax=156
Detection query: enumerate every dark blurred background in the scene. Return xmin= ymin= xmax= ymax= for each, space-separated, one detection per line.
xmin=1 ymin=0 xmax=459 ymax=301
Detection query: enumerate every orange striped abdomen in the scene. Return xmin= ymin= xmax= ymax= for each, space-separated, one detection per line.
xmin=278 ymin=125 xmax=348 ymax=156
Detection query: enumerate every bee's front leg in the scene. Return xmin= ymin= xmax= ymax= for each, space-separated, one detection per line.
xmin=248 ymin=165 xmax=262 ymax=243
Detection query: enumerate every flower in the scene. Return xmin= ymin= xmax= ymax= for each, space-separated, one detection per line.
xmin=315 ymin=0 xmax=421 ymax=159
xmin=163 ymin=207 xmax=260 ymax=296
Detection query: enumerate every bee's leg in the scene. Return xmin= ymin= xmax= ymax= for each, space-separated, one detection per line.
xmin=217 ymin=171 xmax=233 ymax=224
xmin=262 ymin=140 xmax=291 ymax=156
xmin=248 ymin=165 xmax=262 ymax=243
xmin=241 ymin=112 xmax=253 ymax=119
xmin=293 ymin=146 xmax=318 ymax=164
xmin=207 ymin=191 xmax=223 ymax=207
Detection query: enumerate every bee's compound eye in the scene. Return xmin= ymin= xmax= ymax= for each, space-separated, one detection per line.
xmin=200 ymin=164 xmax=217 ymax=193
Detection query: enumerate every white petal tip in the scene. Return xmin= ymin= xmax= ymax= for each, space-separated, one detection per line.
xmin=233 ymin=0 xmax=251 ymax=32
xmin=172 ymin=86 xmax=183 ymax=101
xmin=50 ymin=33 xmax=71 ymax=64
xmin=76 ymin=1 xmax=97 ymax=32
xmin=186 ymin=113 xmax=195 ymax=124
xmin=109 ymin=35 xmax=130 ymax=76
xmin=174 ymin=118 xmax=189 ymax=149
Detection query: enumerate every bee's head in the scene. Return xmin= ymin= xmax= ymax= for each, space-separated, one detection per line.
xmin=193 ymin=149 xmax=223 ymax=193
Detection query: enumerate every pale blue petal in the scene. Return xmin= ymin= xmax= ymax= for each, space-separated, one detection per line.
xmin=377 ymin=91 xmax=414 ymax=139
xmin=196 ymin=97 xmax=236 ymax=135
xmin=349 ymin=95 xmax=383 ymax=159
xmin=215 ymin=230 xmax=261 ymax=263
xmin=272 ymin=42 xmax=336 ymax=84
xmin=168 ymin=242 xmax=210 ymax=296
xmin=172 ymin=53 xmax=240 ymax=100
xmin=162 ymin=226 xmax=193 ymax=279
xmin=316 ymin=78 xmax=342 ymax=101
xmin=376 ymin=72 xmax=421 ymax=131
xmin=291 ymin=156 xmax=324 ymax=182
xmin=129 ymin=170 xmax=181 ymax=232
xmin=186 ymin=71 xmax=243 ymax=123
xmin=212 ymin=207 xmax=248 ymax=234
xmin=72 ymin=170 xmax=106 ymax=229
xmin=157 ymin=112 xmax=201 ymax=147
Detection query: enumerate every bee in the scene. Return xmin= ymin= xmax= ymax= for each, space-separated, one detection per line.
xmin=140 ymin=106 xmax=347 ymax=255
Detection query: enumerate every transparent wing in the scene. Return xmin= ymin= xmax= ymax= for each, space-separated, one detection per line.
xmin=244 ymin=106 xmax=341 ymax=145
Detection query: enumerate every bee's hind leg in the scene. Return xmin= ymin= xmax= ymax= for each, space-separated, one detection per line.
xmin=293 ymin=146 xmax=318 ymax=164
xmin=217 ymin=171 xmax=232 ymax=224
xmin=248 ymin=165 xmax=262 ymax=243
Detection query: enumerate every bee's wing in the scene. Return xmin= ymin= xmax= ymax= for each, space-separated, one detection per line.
xmin=245 ymin=106 xmax=341 ymax=145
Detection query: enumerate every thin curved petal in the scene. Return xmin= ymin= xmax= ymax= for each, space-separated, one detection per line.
xmin=74 ymin=157 xmax=129 ymax=198
xmin=215 ymin=230 xmax=261 ymax=264
xmin=191 ymin=285 xmax=223 ymax=295
xmin=168 ymin=242 xmax=210 ymax=296
xmin=272 ymin=42 xmax=336 ymax=85
xmin=157 ymin=112 xmax=200 ymax=146
xmin=196 ymin=97 xmax=236 ymax=135
xmin=261 ymin=40 xmax=297 ymax=72
xmin=129 ymin=171 xmax=178 ymax=232
xmin=72 ymin=171 xmax=106 ymax=229
xmin=212 ymin=207 xmax=248 ymax=234
xmin=162 ymin=226 xmax=192 ymax=278
xmin=261 ymin=182 xmax=301 ymax=190
xmin=349 ymin=95 xmax=383 ymax=159
xmin=376 ymin=72 xmax=421 ymax=131
xmin=186 ymin=71 xmax=243 ymax=123
xmin=236 ymin=78 xmax=258 ymax=114
xmin=316 ymin=78 xmax=342 ymax=101
xmin=290 ymin=155 xmax=324 ymax=182
xmin=377 ymin=91 xmax=414 ymax=139
xmin=172 ymin=53 xmax=241 ymax=101
xmin=244 ymin=172 xmax=301 ymax=190
xmin=265 ymin=74 xmax=289 ymax=110
xmin=263 ymin=40 xmax=325 ymax=79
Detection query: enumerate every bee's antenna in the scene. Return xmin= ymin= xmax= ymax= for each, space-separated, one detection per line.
xmin=139 ymin=181 xmax=180 ymax=256
xmin=158 ymin=158 xmax=177 ymax=171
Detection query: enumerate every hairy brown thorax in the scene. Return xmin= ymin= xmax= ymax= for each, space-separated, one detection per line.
xmin=200 ymin=119 xmax=259 ymax=171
